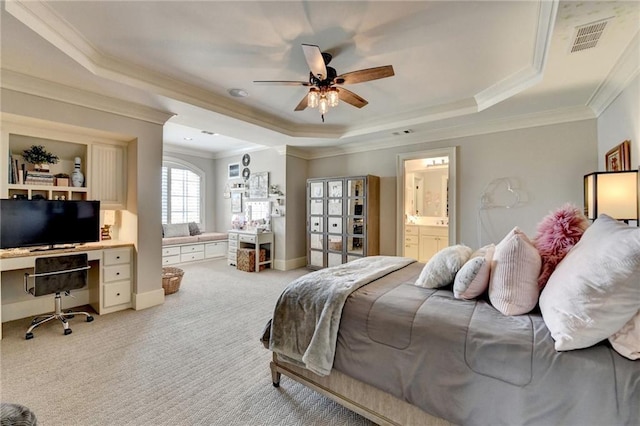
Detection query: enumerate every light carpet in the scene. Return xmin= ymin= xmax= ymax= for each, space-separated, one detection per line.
xmin=0 ymin=259 xmax=374 ymax=426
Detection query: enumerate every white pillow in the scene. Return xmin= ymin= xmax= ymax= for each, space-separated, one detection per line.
xmin=539 ymin=214 xmax=640 ymax=352
xmin=163 ymin=223 xmax=190 ymax=238
xmin=488 ymin=227 xmax=541 ymax=316
xmin=415 ymin=244 xmax=473 ymax=289
xmin=609 ymin=310 xmax=640 ymax=360
xmin=454 ymin=244 xmax=495 ymax=299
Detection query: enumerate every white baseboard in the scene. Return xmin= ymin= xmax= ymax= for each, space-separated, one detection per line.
xmin=274 ymin=256 xmax=307 ymax=271
xmin=133 ymin=288 xmax=165 ymax=310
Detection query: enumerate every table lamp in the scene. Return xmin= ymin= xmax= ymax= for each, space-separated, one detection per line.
xmin=584 ymin=170 xmax=639 ymax=225
xmin=101 ymin=210 xmax=116 ymax=240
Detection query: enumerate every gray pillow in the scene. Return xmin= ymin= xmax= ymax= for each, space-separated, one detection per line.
xmin=188 ymin=222 xmax=202 ymax=236
xmin=163 ymin=223 xmax=190 ymax=238
xmin=415 ymin=244 xmax=473 ymax=288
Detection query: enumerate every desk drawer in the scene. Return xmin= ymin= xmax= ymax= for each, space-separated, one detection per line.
xmin=181 ymin=244 xmax=204 ymax=254
xmin=228 ymin=239 xmax=237 ymax=249
xmin=104 ymin=281 xmax=131 ymax=308
xmin=239 ymin=234 xmax=256 ymax=244
xmin=181 ymin=252 xmax=204 ymax=263
xmin=104 ymin=248 xmax=131 ymax=265
xmin=103 ymin=264 xmax=131 ymax=283
xmin=163 ymin=246 xmax=180 ymax=256
xmin=162 ymin=255 xmax=181 ymax=265
xmin=228 ymin=233 xmax=238 ymax=241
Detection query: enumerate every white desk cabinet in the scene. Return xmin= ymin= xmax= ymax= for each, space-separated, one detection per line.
xmin=94 ymin=247 xmax=132 ymax=314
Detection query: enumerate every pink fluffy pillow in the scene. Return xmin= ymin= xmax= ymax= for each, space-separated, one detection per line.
xmin=533 ymin=204 xmax=589 ymax=289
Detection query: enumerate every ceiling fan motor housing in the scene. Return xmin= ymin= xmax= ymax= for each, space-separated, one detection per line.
xmin=309 ymin=66 xmax=338 ymax=87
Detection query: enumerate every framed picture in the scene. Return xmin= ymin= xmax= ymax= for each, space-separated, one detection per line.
xmin=605 ymin=140 xmax=631 ymax=171
xmin=231 ymin=192 xmax=242 ymax=213
xmin=249 ymin=171 xmax=269 ymax=199
xmin=228 ymin=163 xmax=240 ymax=179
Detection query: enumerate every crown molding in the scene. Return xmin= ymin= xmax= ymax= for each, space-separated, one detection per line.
xmin=163 ymin=144 xmax=217 ymax=160
xmin=474 ymin=0 xmax=558 ymax=110
xmin=1 ymin=69 xmax=174 ymax=125
xmin=301 ymin=105 xmax=595 ymax=159
xmin=588 ymin=30 xmax=640 ymax=116
xmin=6 ymin=0 xmax=558 ymax=141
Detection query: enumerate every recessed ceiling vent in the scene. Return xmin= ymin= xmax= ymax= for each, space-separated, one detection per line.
xmin=570 ymin=18 xmax=610 ymax=53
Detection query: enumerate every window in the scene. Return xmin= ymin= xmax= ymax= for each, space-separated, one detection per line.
xmin=162 ymin=159 xmax=204 ymax=225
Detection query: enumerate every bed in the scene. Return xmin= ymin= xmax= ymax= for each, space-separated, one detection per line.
xmin=262 ymin=248 xmax=640 ymax=425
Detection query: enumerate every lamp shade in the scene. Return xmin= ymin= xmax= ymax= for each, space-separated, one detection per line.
xmin=103 ymin=210 xmax=116 ymax=226
xmin=584 ymin=170 xmax=638 ymax=221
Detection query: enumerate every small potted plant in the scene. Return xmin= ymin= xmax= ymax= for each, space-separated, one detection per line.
xmin=22 ymin=145 xmax=59 ymax=172
xmin=54 ymin=173 xmax=70 ymax=187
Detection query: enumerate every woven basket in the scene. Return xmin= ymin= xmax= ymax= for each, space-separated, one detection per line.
xmin=162 ymin=267 xmax=184 ymax=295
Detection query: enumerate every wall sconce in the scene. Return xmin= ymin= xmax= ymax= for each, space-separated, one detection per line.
xmin=101 ymin=210 xmax=116 ymax=240
xmin=584 ymin=170 xmax=638 ymax=224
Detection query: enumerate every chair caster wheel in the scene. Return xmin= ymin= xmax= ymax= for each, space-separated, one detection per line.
xmin=86 ymin=316 xmax=94 ymax=322
xmin=64 ymin=329 xmax=72 ymax=335
xmin=25 ymin=332 xmax=34 ymax=340
xmin=272 ymin=382 xmax=280 ymax=388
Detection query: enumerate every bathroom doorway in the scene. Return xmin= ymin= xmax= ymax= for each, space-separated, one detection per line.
xmin=396 ymin=147 xmax=457 ymax=259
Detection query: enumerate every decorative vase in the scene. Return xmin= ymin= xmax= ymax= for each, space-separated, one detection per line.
xmin=71 ymin=157 xmax=84 ymax=187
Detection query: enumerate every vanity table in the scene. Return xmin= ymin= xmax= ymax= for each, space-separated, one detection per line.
xmin=227 ymin=230 xmax=273 ymax=272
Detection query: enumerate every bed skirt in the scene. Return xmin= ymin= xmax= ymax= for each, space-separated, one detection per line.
xmin=270 ymin=353 xmax=454 ymax=426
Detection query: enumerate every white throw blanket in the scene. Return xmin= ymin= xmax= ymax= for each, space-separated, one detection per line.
xmin=269 ymin=256 xmax=415 ymax=376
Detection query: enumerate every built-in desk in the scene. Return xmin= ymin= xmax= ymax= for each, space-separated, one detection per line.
xmin=0 ymin=241 xmax=134 ymax=339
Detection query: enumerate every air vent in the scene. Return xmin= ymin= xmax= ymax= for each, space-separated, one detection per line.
xmin=570 ymin=18 xmax=610 ymax=53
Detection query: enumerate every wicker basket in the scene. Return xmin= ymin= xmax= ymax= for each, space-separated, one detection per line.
xmin=162 ymin=267 xmax=184 ymax=295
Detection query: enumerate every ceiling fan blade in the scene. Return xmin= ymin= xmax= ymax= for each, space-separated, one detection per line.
xmin=338 ymin=88 xmax=368 ymax=108
xmin=302 ymin=44 xmax=327 ymax=80
xmin=334 ymin=65 xmax=395 ymax=85
xmin=253 ymin=80 xmax=311 ymax=86
xmin=294 ymin=93 xmax=309 ymax=111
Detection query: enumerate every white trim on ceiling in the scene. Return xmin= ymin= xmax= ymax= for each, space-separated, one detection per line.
xmin=301 ymin=105 xmax=596 ymax=160
xmin=5 ymin=0 xmax=560 ymax=141
xmin=587 ymin=30 xmax=640 ymax=116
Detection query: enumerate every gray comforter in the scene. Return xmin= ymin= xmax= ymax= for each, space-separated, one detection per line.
xmin=333 ymin=262 xmax=640 ymax=426
xmin=269 ymin=256 xmax=415 ymax=375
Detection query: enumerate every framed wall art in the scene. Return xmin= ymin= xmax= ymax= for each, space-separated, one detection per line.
xmin=249 ymin=171 xmax=269 ymax=199
xmin=228 ymin=163 xmax=240 ymax=179
xmin=605 ymin=140 xmax=630 ymax=171
xmin=231 ymin=191 xmax=242 ymax=213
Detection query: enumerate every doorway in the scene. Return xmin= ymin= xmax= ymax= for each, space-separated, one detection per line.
xmin=396 ymin=147 xmax=457 ymax=258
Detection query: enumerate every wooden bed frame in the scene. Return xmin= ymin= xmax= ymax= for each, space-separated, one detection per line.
xmin=270 ymin=353 xmax=453 ymax=426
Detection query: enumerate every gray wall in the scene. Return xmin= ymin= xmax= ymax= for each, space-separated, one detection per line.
xmin=597 ymin=74 xmax=639 ymax=169
xmin=307 ymin=119 xmax=598 ymax=255
xmin=2 ymin=88 xmax=165 ymax=301
xmin=215 ymin=148 xmax=287 ymax=265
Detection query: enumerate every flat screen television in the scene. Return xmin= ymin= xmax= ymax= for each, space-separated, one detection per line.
xmin=0 ymin=199 xmax=100 ymax=250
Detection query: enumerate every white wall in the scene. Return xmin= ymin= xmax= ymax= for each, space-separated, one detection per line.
xmin=307 ymin=120 xmax=598 ymax=254
xmin=597 ymin=74 xmax=639 ymax=169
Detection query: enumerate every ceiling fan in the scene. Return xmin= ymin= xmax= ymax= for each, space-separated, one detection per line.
xmin=254 ymin=44 xmax=395 ymax=122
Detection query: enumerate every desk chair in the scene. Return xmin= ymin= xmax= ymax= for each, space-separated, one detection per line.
xmin=23 ymin=253 xmax=94 ymax=340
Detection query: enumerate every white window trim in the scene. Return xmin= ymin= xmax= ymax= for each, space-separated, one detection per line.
xmin=163 ymin=156 xmax=206 ymax=229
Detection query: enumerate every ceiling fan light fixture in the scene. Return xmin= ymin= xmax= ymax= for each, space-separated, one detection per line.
xmin=308 ymin=88 xmax=320 ymax=108
xmin=328 ymin=87 xmax=339 ymax=107
xmin=318 ymin=97 xmax=329 ymax=115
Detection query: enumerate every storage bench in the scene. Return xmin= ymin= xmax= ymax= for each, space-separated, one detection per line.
xmin=162 ymin=232 xmax=228 ymax=265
